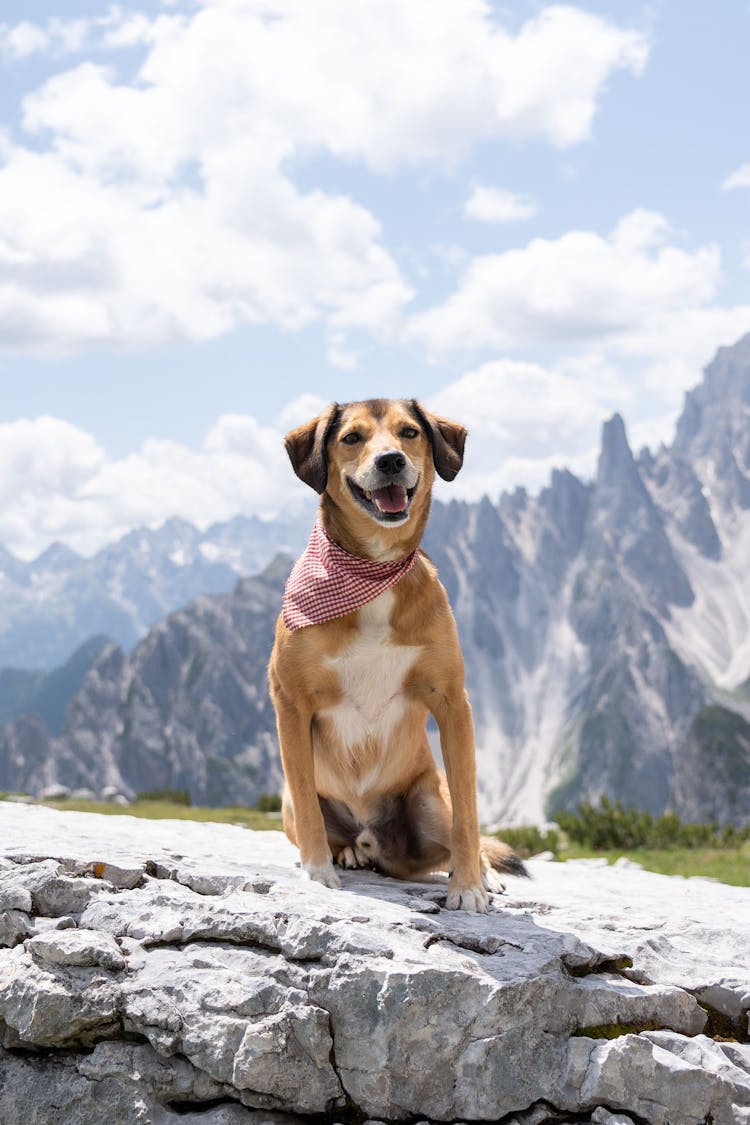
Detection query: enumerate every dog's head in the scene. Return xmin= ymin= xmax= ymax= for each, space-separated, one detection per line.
xmin=284 ymin=398 xmax=466 ymax=531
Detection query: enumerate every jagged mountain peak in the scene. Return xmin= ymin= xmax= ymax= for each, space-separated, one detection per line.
xmin=539 ymin=467 xmax=589 ymax=529
xmin=674 ymin=331 xmax=750 ymax=480
xmin=30 ymin=541 xmax=82 ymax=571
xmin=596 ymin=413 xmax=641 ymax=489
xmin=703 ymin=330 xmax=750 ymax=401
xmin=587 ymin=412 xmax=694 ymax=611
xmin=160 ymin=515 xmax=201 ymax=533
xmin=477 ymin=493 xmax=500 ymax=518
xmin=593 ymin=413 xmax=655 ymax=524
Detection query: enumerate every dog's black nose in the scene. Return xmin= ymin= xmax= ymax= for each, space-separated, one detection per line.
xmin=375 ymin=450 xmax=406 ymax=475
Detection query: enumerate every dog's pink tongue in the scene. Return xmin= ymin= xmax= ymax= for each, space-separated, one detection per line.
xmin=372 ymin=484 xmax=407 ymax=513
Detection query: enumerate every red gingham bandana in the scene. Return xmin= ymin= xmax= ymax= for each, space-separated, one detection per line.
xmin=282 ymin=519 xmax=418 ymax=631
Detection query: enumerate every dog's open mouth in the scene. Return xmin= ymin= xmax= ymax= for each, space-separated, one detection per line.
xmin=347 ymin=479 xmax=418 ymax=522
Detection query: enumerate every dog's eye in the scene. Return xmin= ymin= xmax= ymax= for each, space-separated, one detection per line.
xmin=341 ymin=432 xmax=362 ymax=445
xmin=401 ymin=426 xmax=420 ymax=439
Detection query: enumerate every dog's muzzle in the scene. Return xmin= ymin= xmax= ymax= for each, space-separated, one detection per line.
xmin=347 ymin=450 xmax=419 ymax=523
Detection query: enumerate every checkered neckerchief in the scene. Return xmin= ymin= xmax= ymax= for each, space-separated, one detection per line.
xmin=282 ymin=518 xmax=418 ymax=631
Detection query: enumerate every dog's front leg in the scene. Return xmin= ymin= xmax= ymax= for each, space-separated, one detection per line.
xmin=432 ymin=688 xmax=489 ymax=913
xmin=275 ymin=696 xmax=341 ymax=890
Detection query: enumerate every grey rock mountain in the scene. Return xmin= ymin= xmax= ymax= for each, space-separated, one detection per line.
xmin=1 ymin=804 xmax=749 ymax=1124
xmin=2 ymin=334 xmax=750 ymax=822
xmin=0 ymin=511 xmax=312 ymax=670
xmin=0 ymin=636 xmax=110 ymax=735
xmin=0 ymin=563 xmax=287 ymax=807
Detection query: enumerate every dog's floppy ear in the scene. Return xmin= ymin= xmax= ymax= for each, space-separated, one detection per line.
xmin=284 ymin=403 xmax=340 ymax=493
xmin=409 ymin=400 xmax=466 ymax=481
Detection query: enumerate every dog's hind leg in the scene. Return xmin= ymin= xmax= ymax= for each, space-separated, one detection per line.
xmin=365 ymin=771 xmax=451 ymax=879
xmin=419 ymin=772 xmax=528 ymax=888
xmin=283 ymin=788 xmax=373 ymax=870
xmin=318 ymin=796 xmax=375 ymax=870
xmin=373 ymin=771 xmax=527 ymax=889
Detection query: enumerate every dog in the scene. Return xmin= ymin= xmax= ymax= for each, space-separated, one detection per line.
xmin=268 ymin=398 xmax=526 ymax=912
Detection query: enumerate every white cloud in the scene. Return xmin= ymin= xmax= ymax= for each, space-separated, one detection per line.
xmin=0 ymin=140 xmax=411 ymax=352
xmin=429 ymin=358 xmax=621 ymax=449
xmin=0 ymin=21 xmax=51 ymax=58
xmin=409 ymin=210 xmax=724 ymax=359
xmin=0 ymin=417 xmax=105 ymax=507
xmin=277 ymin=394 xmax=330 ymax=431
xmin=0 ymin=9 xmax=175 ymax=59
xmin=0 ymin=1 xmax=649 ymax=356
xmin=326 ymin=332 xmax=358 ymax=371
xmin=0 ymin=412 xmax=309 ymax=560
xmin=464 ymin=185 xmax=537 ymax=223
xmin=425 ymin=355 xmax=631 ymax=499
xmin=39 ymin=2 xmax=646 ymax=167
xmin=413 ymin=209 xmax=750 ymax=501
xmin=723 ymin=163 xmax=750 ymax=191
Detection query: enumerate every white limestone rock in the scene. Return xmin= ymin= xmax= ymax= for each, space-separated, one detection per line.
xmin=0 ymin=802 xmax=748 ymax=1124
xmin=26 ymin=927 xmax=126 ymax=971
xmin=591 ymin=1110 xmax=637 ymax=1125
xmin=0 ymin=879 xmax=32 ymax=912
xmin=0 ymin=1040 xmax=306 ymax=1124
xmin=559 ymin=1031 xmax=750 ymax=1125
xmin=8 ymin=857 xmax=99 ymax=916
xmin=0 ymin=908 xmax=33 ymax=947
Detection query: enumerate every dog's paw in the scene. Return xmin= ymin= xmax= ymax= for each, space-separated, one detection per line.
xmin=303 ymin=861 xmax=342 ymax=890
xmin=481 ymin=867 xmax=506 ymax=895
xmin=335 ymin=846 xmax=369 ymax=870
xmin=445 ymin=880 xmax=489 ymax=913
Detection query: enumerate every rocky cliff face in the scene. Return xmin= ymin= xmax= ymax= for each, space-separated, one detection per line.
xmin=1 ymin=803 xmax=749 ymax=1124
xmin=2 ymin=335 xmax=750 ymax=823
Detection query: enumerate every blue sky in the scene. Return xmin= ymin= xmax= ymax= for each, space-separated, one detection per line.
xmin=1 ymin=0 xmax=749 ymax=557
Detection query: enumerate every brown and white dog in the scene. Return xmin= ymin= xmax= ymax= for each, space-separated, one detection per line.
xmin=268 ymin=398 xmax=526 ymax=912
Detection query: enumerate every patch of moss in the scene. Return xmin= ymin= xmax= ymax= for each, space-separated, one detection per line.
xmin=700 ymin=1002 xmax=748 ymax=1043
xmin=566 ymin=956 xmax=633 ymax=978
xmin=574 ymin=1021 xmax=662 ymax=1039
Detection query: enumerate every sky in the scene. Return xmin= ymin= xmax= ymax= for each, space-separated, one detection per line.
xmin=1 ymin=0 xmax=749 ymax=559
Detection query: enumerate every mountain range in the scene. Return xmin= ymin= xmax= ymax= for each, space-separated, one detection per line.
xmin=0 ymin=511 xmax=312 ymax=670
xmin=2 ymin=334 xmax=750 ymax=823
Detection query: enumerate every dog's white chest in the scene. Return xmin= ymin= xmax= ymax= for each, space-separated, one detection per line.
xmin=321 ymin=590 xmax=421 ymax=753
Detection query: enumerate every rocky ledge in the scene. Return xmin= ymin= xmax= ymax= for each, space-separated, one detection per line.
xmin=0 ymin=803 xmax=749 ymax=1125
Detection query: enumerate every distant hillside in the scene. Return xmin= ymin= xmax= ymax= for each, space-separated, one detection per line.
xmin=0 ymin=636 xmax=110 ymax=735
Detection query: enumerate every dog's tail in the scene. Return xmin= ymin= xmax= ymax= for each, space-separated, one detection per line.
xmin=480 ymin=835 xmax=530 ymax=878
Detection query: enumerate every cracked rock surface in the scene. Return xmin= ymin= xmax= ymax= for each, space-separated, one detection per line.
xmin=1 ymin=803 xmax=749 ymax=1124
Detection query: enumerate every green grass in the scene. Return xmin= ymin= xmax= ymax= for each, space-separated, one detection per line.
xmin=562 ymin=842 xmax=750 ymax=887
xmin=39 ymin=797 xmax=283 ymax=831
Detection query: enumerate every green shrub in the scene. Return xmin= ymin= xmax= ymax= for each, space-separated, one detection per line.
xmin=556 ymin=797 xmax=750 ymax=850
xmin=255 ymin=792 xmax=283 ymax=813
xmin=493 ymin=825 xmax=560 ymax=858
xmin=135 ymin=788 xmax=192 ymax=806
